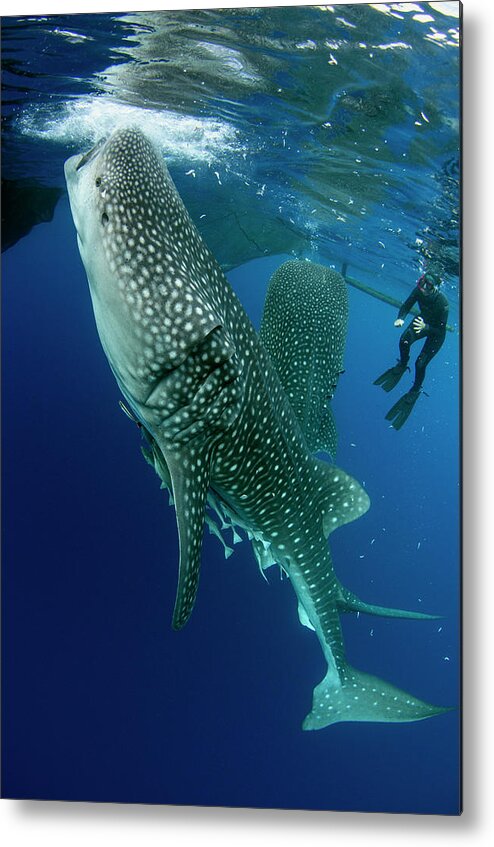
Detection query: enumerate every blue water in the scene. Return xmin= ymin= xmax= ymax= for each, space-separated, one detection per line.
xmin=1 ymin=3 xmax=460 ymax=815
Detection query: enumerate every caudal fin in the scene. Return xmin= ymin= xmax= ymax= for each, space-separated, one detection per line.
xmin=303 ymin=665 xmax=451 ymax=730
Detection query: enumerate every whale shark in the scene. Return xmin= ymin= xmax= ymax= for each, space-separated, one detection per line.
xmin=64 ymin=126 xmax=448 ymax=729
xmin=260 ymin=259 xmax=348 ymax=459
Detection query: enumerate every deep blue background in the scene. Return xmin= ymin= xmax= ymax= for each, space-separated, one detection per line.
xmin=2 ymin=197 xmax=460 ymax=814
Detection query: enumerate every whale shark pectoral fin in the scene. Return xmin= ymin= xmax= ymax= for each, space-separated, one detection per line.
xmin=316 ymin=459 xmax=370 ymax=536
xmin=303 ymin=664 xmax=452 ymax=730
xmin=164 ymin=441 xmax=216 ymax=630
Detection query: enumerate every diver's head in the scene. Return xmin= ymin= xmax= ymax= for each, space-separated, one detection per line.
xmin=417 ymin=271 xmax=440 ymax=295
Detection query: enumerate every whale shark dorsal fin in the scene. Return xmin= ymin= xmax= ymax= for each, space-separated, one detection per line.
xmin=315 ymin=459 xmax=370 ymax=536
xmin=165 ymin=443 xmax=215 ymax=630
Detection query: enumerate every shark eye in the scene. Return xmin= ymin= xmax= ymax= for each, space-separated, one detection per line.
xmin=95 ymin=177 xmax=102 ymax=187
xmin=101 ymin=212 xmax=109 ymax=225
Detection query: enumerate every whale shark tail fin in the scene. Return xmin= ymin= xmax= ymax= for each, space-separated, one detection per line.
xmin=302 ymin=664 xmax=451 ymax=730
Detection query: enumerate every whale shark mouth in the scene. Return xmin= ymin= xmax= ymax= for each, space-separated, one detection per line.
xmin=75 ymin=137 xmax=106 ymax=171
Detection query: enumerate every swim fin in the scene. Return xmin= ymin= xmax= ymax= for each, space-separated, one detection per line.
xmin=373 ymin=362 xmax=408 ymax=392
xmin=385 ymin=389 xmax=421 ymax=431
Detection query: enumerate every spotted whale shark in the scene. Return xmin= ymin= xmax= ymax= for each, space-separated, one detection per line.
xmin=64 ymin=127 xmax=448 ymax=729
xmin=260 ymin=259 xmax=348 ymax=459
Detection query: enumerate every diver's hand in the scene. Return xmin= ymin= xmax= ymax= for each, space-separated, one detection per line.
xmin=394 ymin=319 xmax=404 ymax=327
xmin=413 ymin=316 xmax=426 ymax=334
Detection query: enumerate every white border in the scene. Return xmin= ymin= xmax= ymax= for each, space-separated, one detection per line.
xmin=2 ymin=0 xmax=492 ymax=843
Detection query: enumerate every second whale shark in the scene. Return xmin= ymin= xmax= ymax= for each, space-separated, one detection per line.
xmin=260 ymin=258 xmax=348 ymax=460
xmin=64 ymin=127 xmax=448 ymax=729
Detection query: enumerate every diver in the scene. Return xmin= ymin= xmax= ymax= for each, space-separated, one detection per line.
xmin=374 ymin=271 xmax=449 ymax=430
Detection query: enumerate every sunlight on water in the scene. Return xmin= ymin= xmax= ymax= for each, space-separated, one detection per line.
xmin=16 ymin=96 xmax=241 ymax=164
xmin=428 ymin=1 xmax=460 ymax=17
xmin=3 ymin=2 xmax=460 ymax=289
xmin=369 ymin=1 xmax=460 ymax=35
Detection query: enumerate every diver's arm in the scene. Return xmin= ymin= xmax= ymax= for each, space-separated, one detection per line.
xmin=397 ymin=289 xmax=418 ymax=322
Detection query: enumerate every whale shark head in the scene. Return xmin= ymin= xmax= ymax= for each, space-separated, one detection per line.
xmin=64 ymin=127 xmax=225 ymax=425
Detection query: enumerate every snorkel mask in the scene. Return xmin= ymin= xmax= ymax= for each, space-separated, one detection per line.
xmin=417 ymin=272 xmax=439 ymax=294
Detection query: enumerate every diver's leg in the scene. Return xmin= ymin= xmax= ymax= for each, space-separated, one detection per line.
xmin=413 ymin=351 xmax=427 ymax=391
xmin=412 ymin=333 xmax=445 ymax=391
xmin=399 ymin=324 xmax=417 ymax=366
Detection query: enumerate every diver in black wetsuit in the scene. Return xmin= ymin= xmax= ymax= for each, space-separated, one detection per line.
xmin=374 ymin=272 xmax=449 ymax=429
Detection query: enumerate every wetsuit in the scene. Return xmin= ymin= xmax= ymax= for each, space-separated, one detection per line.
xmin=398 ymin=287 xmax=449 ymax=390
